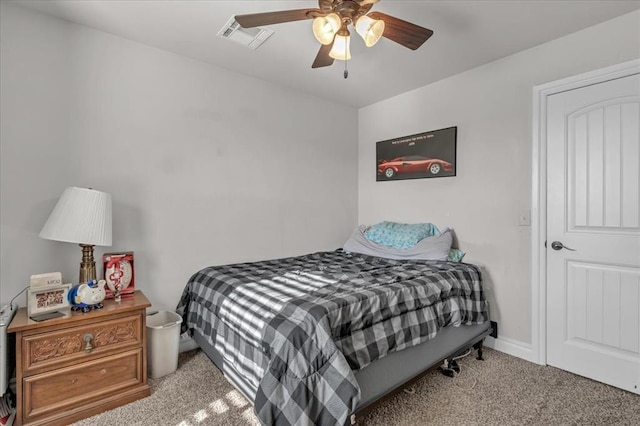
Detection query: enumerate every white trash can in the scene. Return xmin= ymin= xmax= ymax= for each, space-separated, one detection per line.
xmin=146 ymin=311 xmax=183 ymax=378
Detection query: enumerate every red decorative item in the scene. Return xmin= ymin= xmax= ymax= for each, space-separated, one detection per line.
xmin=102 ymin=252 xmax=135 ymax=300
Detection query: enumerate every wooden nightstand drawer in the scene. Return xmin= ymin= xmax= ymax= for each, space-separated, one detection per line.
xmin=23 ymin=349 xmax=144 ymax=423
xmin=23 ymin=313 xmax=143 ymax=374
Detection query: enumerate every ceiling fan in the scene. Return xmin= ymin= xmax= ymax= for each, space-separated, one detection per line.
xmin=235 ymin=0 xmax=433 ymax=75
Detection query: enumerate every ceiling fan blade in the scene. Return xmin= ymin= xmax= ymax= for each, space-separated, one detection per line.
xmin=312 ymin=42 xmax=335 ymax=68
xmin=359 ymin=0 xmax=380 ymax=5
xmin=368 ymin=12 xmax=434 ymax=50
xmin=235 ymin=9 xmax=315 ymax=28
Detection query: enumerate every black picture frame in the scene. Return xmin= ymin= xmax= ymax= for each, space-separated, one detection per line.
xmin=376 ymin=126 xmax=457 ymax=181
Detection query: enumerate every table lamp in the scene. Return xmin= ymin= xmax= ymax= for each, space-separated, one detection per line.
xmin=39 ymin=187 xmax=112 ymax=283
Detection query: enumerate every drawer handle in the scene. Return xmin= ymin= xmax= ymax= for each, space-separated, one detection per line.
xmin=83 ymin=333 xmax=94 ymax=353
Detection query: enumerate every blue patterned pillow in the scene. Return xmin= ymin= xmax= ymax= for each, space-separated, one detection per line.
xmin=364 ymin=221 xmax=438 ymax=250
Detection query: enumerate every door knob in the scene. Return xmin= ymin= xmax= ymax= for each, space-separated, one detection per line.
xmin=551 ymin=241 xmax=576 ymax=251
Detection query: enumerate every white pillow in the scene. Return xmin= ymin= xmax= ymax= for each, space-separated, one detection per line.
xmin=343 ymin=225 xmax=452 ymax=261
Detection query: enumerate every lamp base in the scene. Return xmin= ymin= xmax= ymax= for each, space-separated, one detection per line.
xmin=79 ymin=244 xmax=97 ymax=283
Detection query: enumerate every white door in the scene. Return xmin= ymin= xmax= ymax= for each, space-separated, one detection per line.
xmin=546 ymin=72 xmax=640 ymax=394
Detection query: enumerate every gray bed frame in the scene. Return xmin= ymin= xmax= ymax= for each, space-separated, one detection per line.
xmin=192 ymin=320 xmax=491 ymax=424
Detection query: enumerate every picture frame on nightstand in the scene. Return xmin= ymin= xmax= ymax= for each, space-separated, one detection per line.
xmin=103 ymin=251 xmax=135 ymax=299
xmin=27 ymin=283 xmax=71 ymax=317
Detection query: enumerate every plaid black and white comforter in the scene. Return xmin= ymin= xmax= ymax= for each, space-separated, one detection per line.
xmin=176 ymin=250 xmax=488 ymax=426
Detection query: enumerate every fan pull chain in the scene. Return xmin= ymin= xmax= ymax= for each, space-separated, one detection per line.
xmin=343 ymin=34 xmax=349 ymax=79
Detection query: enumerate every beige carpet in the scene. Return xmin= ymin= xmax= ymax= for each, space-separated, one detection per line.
xmin=75 ymin=348 xmax=640 ymax=426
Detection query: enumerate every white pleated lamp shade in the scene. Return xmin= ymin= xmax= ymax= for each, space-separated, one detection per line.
xmin=39 ymin=187 xmax=112 ymax=246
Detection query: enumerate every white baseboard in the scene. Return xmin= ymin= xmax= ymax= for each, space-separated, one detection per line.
xmin=484 ymin=336 xmax=533 ymax=362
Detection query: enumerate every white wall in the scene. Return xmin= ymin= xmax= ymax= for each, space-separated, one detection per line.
xmin=0 ymin=4 xmax=358 ymax=311
xmin=358 ymin=10 xmax=640 ymax=347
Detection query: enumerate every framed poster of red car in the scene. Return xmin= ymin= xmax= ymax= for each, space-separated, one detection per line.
xmin=376 ymin=126 xmax=456 ymax=181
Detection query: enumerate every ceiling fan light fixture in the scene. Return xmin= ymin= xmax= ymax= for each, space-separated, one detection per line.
xmin=329 ymin=31 xmax=351 ymax=61
xmin=236 ymin=0 xmax=434 ymax=71
xmin=355 ymin=14 xmax=385 ymax=47
xmin=312 ymin=13 xmax=341 ymax=45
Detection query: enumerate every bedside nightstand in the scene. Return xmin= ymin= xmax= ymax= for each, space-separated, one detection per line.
xmin=7 ymin=290 xmax=152 ymax=426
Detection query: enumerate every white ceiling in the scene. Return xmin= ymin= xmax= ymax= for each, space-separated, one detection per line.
xmin=11 ymin=0 xmax=640 ymax=108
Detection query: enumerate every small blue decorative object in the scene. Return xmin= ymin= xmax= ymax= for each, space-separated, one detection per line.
xmin=68 ymin=279 xmax=107 ymax=313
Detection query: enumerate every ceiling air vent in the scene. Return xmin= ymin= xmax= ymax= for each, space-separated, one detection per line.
xmin=217 ymin=17 xmax=274 ymax=50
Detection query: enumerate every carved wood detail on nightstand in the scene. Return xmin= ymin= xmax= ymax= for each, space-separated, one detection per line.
xmin=93 ymin=321 xmax=136 ymax=347
xmin=31 ymin=333 xmax=83 ymax=362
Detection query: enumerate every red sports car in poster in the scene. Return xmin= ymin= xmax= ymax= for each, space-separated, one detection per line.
xmin=377 ymin=155 xmax=453 ymax=179
xmin=375 ymin=127 xmax=457 ymax=181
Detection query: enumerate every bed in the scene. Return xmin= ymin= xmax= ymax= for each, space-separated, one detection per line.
xmin=176 ymin=245 xmax=490 ymax=426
